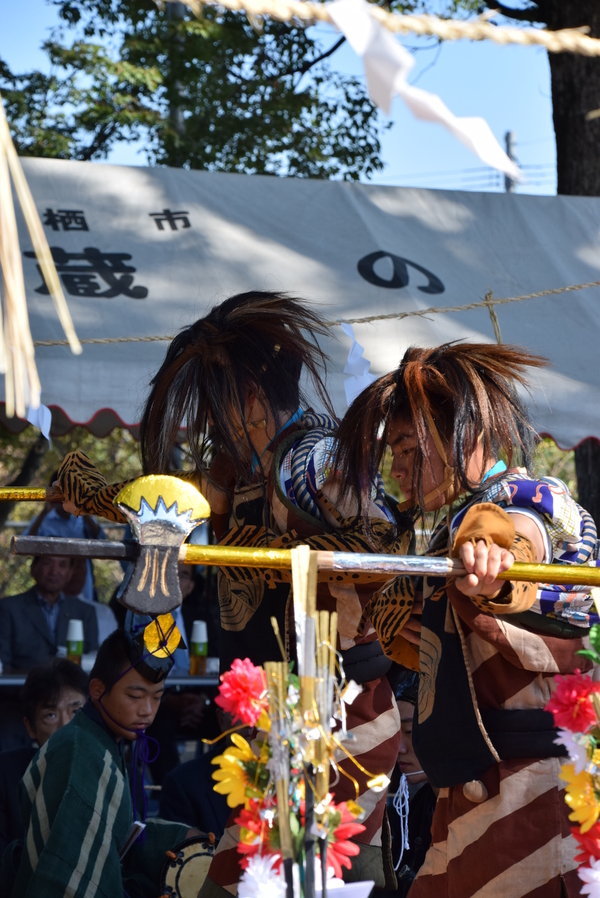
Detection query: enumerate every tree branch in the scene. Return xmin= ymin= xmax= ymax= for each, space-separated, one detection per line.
xmin=485 ymin=2 xmax=543 ymax=24
xmin=297 ymin=35 xmax=346 ymax=77
xmin=78 ymin=121 xmax=119 ymax=160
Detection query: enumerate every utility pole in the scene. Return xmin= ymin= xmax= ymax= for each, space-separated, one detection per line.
xmin=504 ymin=131 xmax=516 ymax=193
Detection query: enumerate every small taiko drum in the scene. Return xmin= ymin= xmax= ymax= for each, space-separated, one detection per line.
xmin=160 ymin=834 xmax=218 ymax=897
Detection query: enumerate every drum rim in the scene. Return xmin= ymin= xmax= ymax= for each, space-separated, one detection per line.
xmin=160 ymin=833 xmax=218 ymax=894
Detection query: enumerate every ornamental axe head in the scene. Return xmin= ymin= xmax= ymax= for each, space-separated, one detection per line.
xmin=114 ymin=475 xmax=210 ymax=615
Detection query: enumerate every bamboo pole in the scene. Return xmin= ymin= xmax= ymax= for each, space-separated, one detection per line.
xmin=265 ymin=661 xmax=294 ymax=898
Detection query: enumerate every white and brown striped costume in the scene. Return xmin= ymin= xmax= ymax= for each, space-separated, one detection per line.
xmin=410 ymin=583 xmax=588 ymax=898
xmin=364 ymin=476 xmax=595 ymax=898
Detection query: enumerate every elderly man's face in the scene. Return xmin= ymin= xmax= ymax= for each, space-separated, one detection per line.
xmin=32 ymin=556 xmax=73 ymax=596
xmin=24 ymin=686 xmax=86 ymax=747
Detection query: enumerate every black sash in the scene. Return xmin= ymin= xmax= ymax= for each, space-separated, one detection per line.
xmin=340 ymin=640 xmax=392 ymax=684
xmin=481 ymin=709 xmax=566 ymax=760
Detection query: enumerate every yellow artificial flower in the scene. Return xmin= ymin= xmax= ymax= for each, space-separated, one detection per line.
xmin=256 ymin=737 xmax=270 ymax=765
xmin=257 ymin=709 xmax=271 ymax=732
xmin=211 ymin=734 xmax=258 ymax=809
xmin=560 ymin=764 xmax=600 ymax=833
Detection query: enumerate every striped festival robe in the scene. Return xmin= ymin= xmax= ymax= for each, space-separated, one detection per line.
xmin=363 ymin=473 xmax=599 ymax=898
xmin=9 ymin=704 xmax=188 ymax=898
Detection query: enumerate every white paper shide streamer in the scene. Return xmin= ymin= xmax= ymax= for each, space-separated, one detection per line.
xmin=26 ymin=403 xmax=53 ymax=443
xmin=329 ymin=0 xmax=521 ymax=181
xmin=342 ymin=323 xmax=377 ymax=406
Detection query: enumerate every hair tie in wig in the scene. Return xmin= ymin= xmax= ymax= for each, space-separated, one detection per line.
xmin=140 ymin=292 xmax=335 ymax=481
xmin=334 ymin=341 xmax=548 ymax=516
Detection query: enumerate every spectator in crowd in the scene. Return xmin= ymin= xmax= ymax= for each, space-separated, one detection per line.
xmin=3 ymin=627 xmax=194 ymax=898
xmin=0 ymin=555 xmax=98 ymax=672
xmin=381 ymin=672 xmax=436 ymax=898
xmin=159 ymin=708 xmax=231 ymax=838
xmin=26 ymin=476 xmax=117 ymax=643
xmin=0 ymin=659 xmax=88 ymax=855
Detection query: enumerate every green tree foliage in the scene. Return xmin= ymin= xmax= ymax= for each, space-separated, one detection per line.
xmin=0 ymin=0 xmax=397 ymax=179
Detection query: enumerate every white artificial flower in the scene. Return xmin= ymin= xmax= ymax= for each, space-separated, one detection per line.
xmin=555 ymin=728 xmax=589 ymax=774
xmin=239 ymin=854 xmax=285 ymax=898
xmin=579 ymin=857 xmax=600 ymax=897
xmin=314 ymin=855 xmax=345 ymax=891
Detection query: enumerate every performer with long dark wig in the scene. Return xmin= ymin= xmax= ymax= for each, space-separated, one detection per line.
xmin=335 ymin=342 xmax=596 ymax=898
xmin=56 ymin=292 xmax=413 ymax=895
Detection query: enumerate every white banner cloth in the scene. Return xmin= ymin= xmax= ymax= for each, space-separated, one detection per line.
xmin=5 ymin=157 xmax=600 ymax=449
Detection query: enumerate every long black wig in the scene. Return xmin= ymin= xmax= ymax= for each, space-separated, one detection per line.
xmin=334 ymin=341 xmax=547 ymax=515
xmin=140 ymin=291 xmax=334 ymax=482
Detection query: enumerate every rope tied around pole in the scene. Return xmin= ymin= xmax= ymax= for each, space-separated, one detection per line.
xmin=484 ymin=290 xmax=502 ymax=344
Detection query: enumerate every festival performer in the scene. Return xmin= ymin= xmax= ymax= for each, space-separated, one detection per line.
xmin=4 ymin=622 xmax=194 ymax=898
xmin=335 ymin=342 xmax=597 ymax=898
xmin=54 ymin=292 xmax=414 ymax=894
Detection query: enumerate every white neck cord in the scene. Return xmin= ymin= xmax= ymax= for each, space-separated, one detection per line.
xmin=392 ymin=773 xmax=410 ymax=871
xmin=392 ymin=770 xmax=425 ymax=871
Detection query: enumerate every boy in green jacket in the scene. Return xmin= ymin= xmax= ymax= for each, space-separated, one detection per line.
xmin=9 ymin=619 xmax=195 ymax=898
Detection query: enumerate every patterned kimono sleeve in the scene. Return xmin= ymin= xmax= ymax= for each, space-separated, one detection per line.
xmin=57 ymin=452 xmax=204 ymax=524
xmin=356 ymin=575 xmax=420 ymax=671
xmin=57 ymin=450 xmax=131 ymax=523
xmin=451 ymin=502 xmax=539 ymax=615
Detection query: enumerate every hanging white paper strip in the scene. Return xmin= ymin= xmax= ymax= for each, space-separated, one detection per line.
xmin=27 ymin=402 xmax=52 ymax=442
xmin=329 ymin=0 xmax=521 ymax=180
xmin=341 ymin=322 xmax=377 ymax=406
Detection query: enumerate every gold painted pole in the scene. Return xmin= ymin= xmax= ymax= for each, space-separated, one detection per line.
xmin=0 ymin=487 xmax=47 ymax=501
xmin=181 ymin=544 xmax=600 ymax=588
xmin=183 ymin=544 xmax=294 ymax=569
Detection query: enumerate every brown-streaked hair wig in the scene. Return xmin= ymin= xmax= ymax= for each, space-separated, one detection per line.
xmin=140 ymin=291 xmax=334 ymax=480
xmin=335 ymin=342 xmax=548 ymax=515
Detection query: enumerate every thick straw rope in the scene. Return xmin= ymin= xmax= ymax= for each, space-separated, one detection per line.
xmin=31 ymin=278 xmax=600 ymax=347
xmin=168 ymin=0 xmax=600 ymax=57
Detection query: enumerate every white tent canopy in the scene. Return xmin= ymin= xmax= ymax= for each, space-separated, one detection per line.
xmin=5 ymin=156 xmax=600 ymax=448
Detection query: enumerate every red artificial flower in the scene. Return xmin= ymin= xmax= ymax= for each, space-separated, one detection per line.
xmin=545 ymin=670 xmax=600 ymax=733
xmin=573 ymin=823 xmax=600 ymax=864
xmin=215 ymin=658 xmax=268 ymax=726
xmin=235 ymin=799 xmax=281 ymax=870
xmin=325 ymin=803 xmax=366 ymax=879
